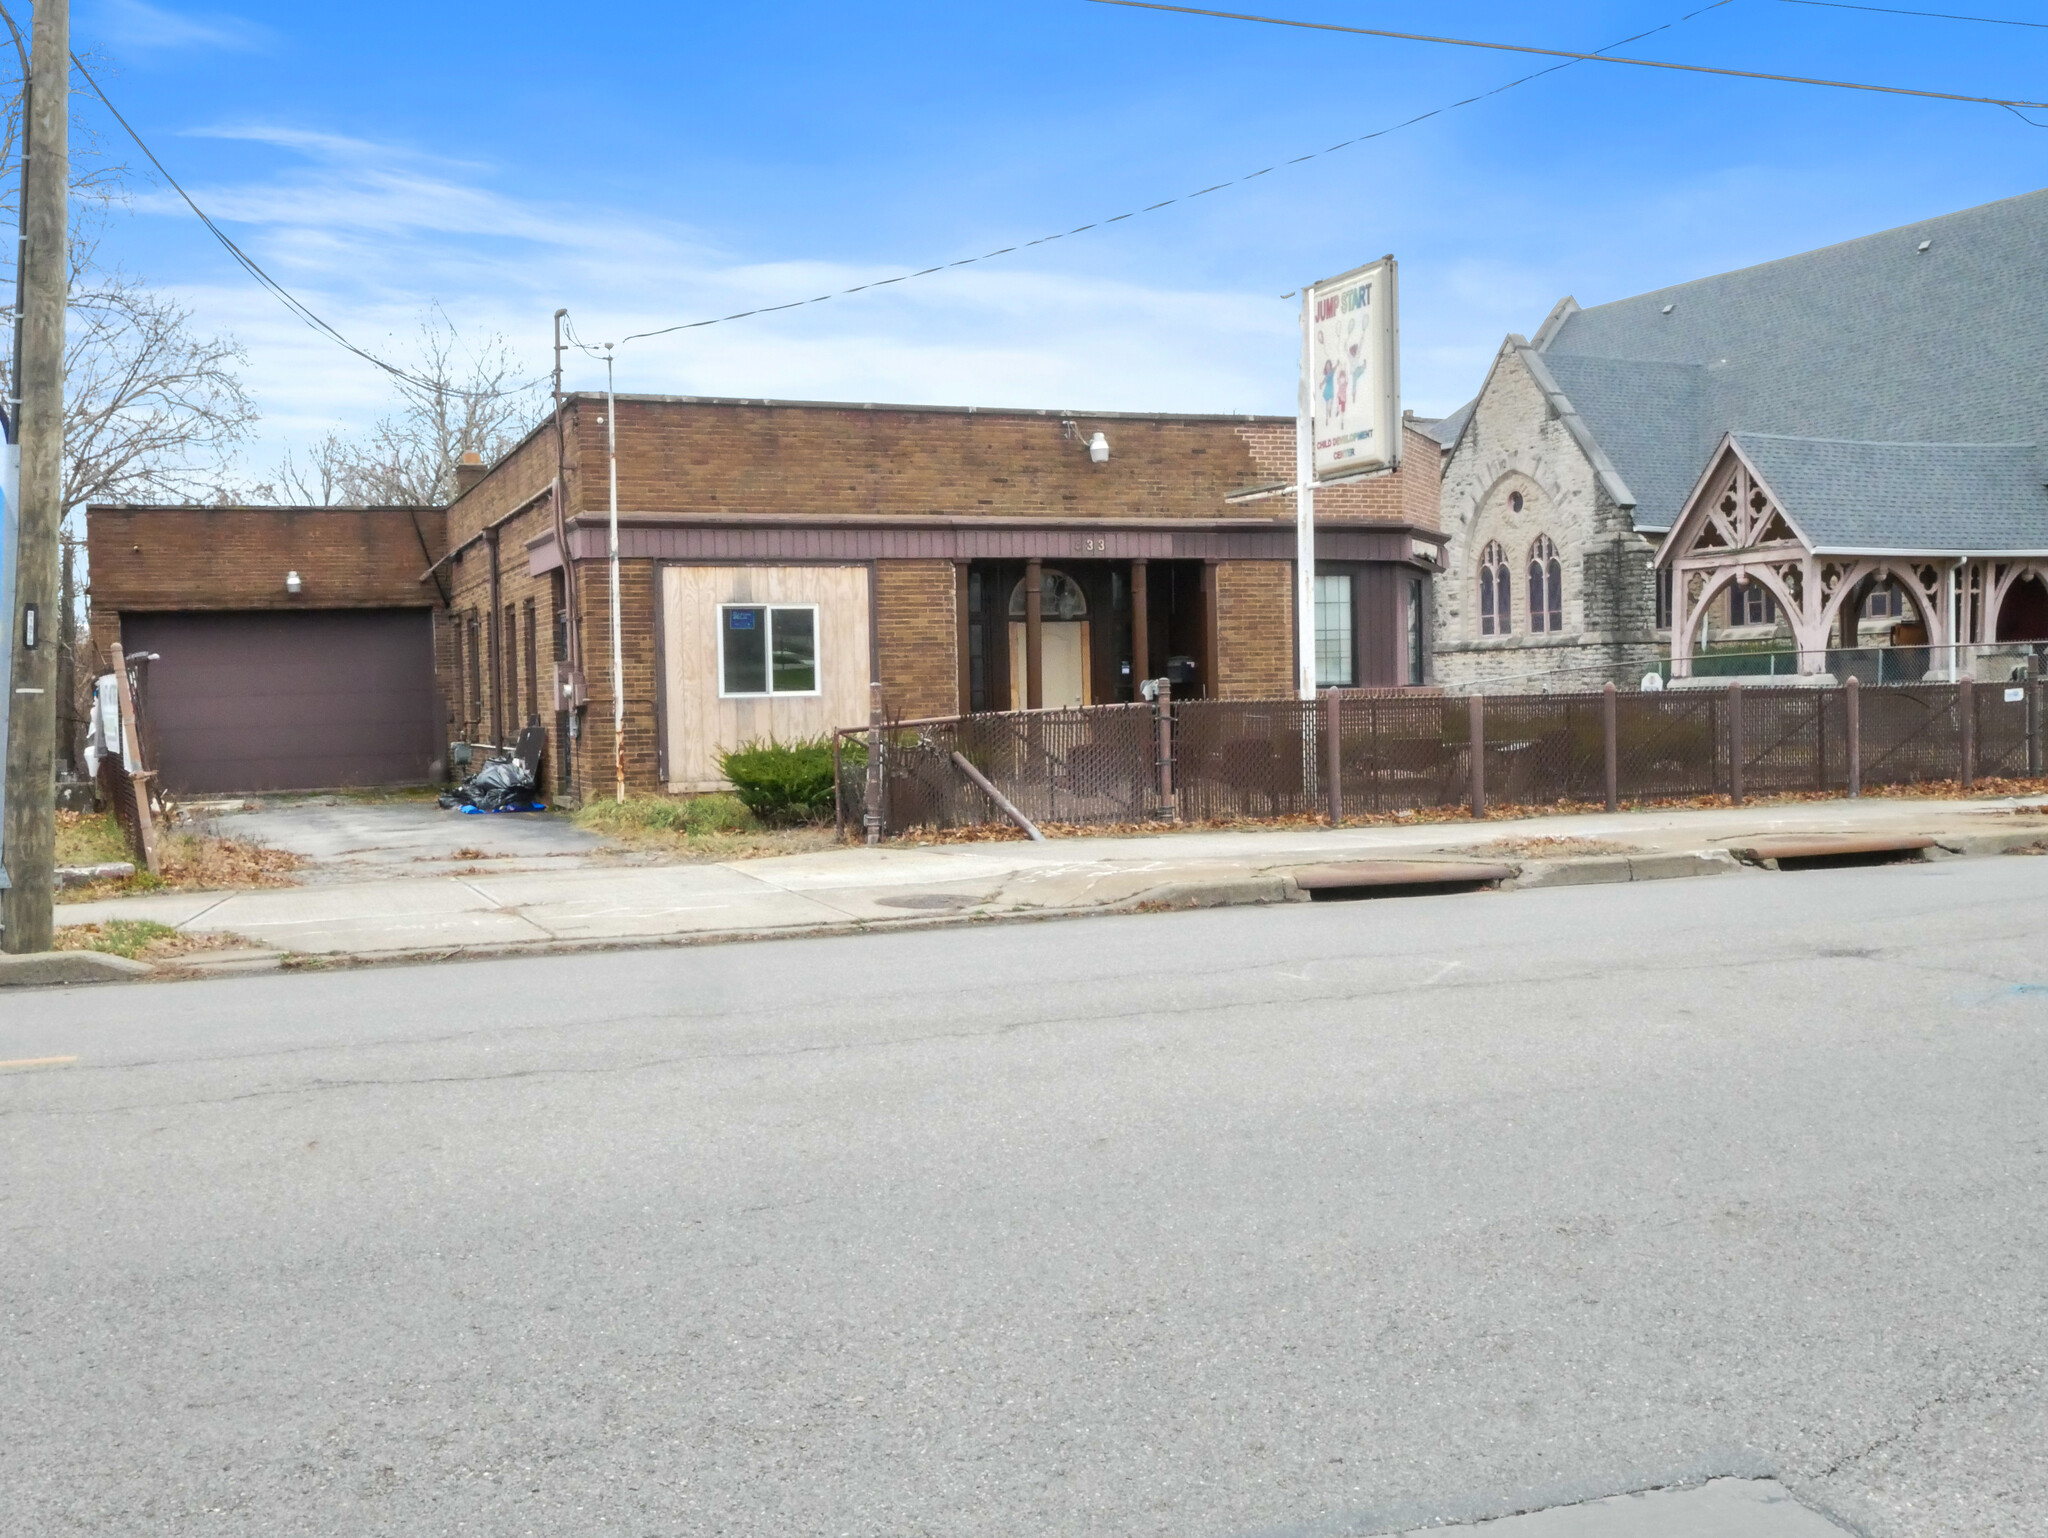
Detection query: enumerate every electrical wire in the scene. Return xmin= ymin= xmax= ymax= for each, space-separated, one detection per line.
xmin=613 ymin=0 xmax=1741 ymax=346
xmin=60 ymin=44 xmax=547 ymax=401
xmin=1085 ymin=0 xmax=2048 ymax=111
xmin=1776 ymin=0 xmax=2048 ymax=27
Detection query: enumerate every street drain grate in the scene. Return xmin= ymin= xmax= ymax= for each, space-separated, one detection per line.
xmin=1291 ymin=861 xmax=1513 ymax=901
xmin=1729 ymin=835 xmax=1935 ymax=871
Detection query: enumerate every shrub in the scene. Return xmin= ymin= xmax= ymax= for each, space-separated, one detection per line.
xmin=717 ymin=737 xmax=844 ymax=824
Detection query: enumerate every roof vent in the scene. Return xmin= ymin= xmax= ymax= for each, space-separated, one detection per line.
xmin=1660 ymin=304 xmax=1675 ymax=315
xmin=1917 ymin=239 xmax=1932 ymax=253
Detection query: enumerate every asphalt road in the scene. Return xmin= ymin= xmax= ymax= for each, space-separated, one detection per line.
xmin=5 ymin=857 xmax=2046 ymax=1537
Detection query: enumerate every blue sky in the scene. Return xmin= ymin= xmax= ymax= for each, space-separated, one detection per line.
xmin=60 ymin=0 xmax=2048 ymax=472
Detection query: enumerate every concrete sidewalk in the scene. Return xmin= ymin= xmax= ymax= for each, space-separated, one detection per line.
xmin=49 ymin=792 xmax=2048 ymax=973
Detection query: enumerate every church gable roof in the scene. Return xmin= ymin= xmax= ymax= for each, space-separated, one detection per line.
xmin=1728 ymin=434 xmax=2048 ymax=555
xmin=1533 ymin=187 xmax=2048 ymax=532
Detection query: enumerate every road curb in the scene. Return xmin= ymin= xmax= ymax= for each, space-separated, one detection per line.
xmin=69 ymin=821 xmax=2048 ymax=984
xmin=0 ymin=950 xmax=154 ymax=987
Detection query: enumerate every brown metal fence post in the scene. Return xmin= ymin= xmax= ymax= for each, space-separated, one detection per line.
xmin=1728 ymin=682 xmax=1744 ymax=805
xmin=1323 ymin=690 xmax=1342 ymax=826
xmin=863 ymin=682 xmax=884 ymax=846
xmin=1846 ymin=676 xmax=1861 ymax=798
xmin=1468 ymin=694 xmax=1486 ymax=820
xmin=1959 ymin=674 xmax=1975 ymax=789
xmin=1602 ymin=681 xmax=1618 ymax=813
xmin=2030 ymin=651 xmax=2043 ymax=778
xmin=1155 ymin=678 xmax=1176 ymax=820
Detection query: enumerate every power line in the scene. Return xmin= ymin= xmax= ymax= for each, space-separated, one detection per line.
xmin=613 ymin=0 xmax=1741 ymax=346
xmin=1085 ymin=0 xmax=2048 ymax=111
xmin=1777 ymin=0 xmax=2048 ymax=27
xmin=61 ymin=47 xmax=547 ymax=402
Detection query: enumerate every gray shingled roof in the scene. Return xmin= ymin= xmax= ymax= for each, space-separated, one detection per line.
xmin=1732 ymin=435 xmax=2048 ymax=553
xmin=1537 ymin=187 xmax=2048 ymax=538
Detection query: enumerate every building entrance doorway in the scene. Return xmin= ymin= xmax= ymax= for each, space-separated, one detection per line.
xmin=1009 ymin=569 xmax=1090 ymax=709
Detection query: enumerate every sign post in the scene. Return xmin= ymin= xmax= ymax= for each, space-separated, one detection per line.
xmin=0 ymin=440 xmax=15 ymax=892
xmin=1294 ymin=285 xmax=1317 ymax=701
xmin=1295 ymin=255 xmax=1400 ymax=702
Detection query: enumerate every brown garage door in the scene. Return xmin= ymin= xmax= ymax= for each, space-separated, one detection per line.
xmin=121 ymin=610 xmax=439 ymax=793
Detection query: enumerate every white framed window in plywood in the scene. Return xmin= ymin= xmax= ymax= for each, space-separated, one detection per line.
xmin=718 ymin=603 xmax=821 ymax=697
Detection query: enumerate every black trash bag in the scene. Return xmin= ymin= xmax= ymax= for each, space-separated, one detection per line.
xmin=437 ymin=753 xmax=543 ymax=813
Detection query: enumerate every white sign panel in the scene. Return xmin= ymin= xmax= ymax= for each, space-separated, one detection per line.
xmin=1306 ymin=255 xmax=1399 ymax=481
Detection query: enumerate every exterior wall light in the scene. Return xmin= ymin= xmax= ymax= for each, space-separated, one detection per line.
xmin=1088 ymin=432 xmax=1110 ymax=464
xmin=285 ymin=570 xmax=303 ymax=595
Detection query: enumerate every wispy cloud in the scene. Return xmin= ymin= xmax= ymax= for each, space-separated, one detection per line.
xmin=98 ymin=0 xmax=272 ymax=56
xmin=132 ymin=120 xmax=1306 ymax=479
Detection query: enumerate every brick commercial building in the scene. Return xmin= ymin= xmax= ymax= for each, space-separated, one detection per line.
xmin=86 ymin=505 xmax=447 ymax=793
xmin=440 ymin=395 xmax=1444 ymax=803
xmin=82 ymin=395 xmax=1442 ymax=802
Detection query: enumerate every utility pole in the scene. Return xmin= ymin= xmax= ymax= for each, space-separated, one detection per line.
xmin=1 ymin=0 xmax=66 ymax=952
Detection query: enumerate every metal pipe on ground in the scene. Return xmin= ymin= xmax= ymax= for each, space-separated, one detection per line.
xmin=951 ymin=751 xmax=1044 ymax=841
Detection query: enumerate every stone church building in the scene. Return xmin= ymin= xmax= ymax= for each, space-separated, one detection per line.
xmin=1430 ymin=186 xmax=2048 ymax=691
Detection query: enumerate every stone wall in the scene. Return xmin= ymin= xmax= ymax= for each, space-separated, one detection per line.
xmin=1432 ymin=347 xmax=1660 ymax=692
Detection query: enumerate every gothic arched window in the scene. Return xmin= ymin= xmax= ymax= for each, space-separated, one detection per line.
xmin=1528 ymin=535 xmax=1563 ymax=633
xmin=1479 ymin=541 xmax=1511 ymax=637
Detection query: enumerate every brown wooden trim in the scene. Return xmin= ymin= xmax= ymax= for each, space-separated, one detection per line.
xmin=1131 ymin=558 xmax=1149 ymax=683
xmin=650 ymin=564 xmax=669 ymax=786
xmin=538 ymin=519 xmax=1439 ymax=568
xmin=955 ymin=562 xmax=971 ymax=715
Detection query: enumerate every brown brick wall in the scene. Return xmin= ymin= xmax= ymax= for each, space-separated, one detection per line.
xmin=88 ymin=506 xmax=446 ymax=614
xmin=579 ymin=397 xmax=1283 ymax=520
xmin=558 ymin=558 xmax=662 ymax=804
xmin=1215 ymin=561 xmax=1294 ymax=699
xmin=875 ymin=560 xmax=958 ymax=720
xmin=1233 ymin=421 xmax=1442 ymax=529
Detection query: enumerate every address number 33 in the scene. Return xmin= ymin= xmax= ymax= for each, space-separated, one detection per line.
xmin=1073 ymin=537 xmax=1108 ymax=553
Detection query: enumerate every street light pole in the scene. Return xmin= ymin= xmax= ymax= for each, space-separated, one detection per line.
xmin=1 ymin=0 xmax=65 ymax=951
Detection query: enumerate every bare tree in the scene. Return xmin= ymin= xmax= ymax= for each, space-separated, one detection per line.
xmin=0 ymin=54 xmax=258 ymax=524
xmin=256 ymin=308 xmax=541 ymax=506
xmin=61 ymin=249 xmax=258 ymax=520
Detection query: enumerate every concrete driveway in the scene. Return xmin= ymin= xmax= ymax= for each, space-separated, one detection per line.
xmin=193 ymin=795 xmax=618 ymax=883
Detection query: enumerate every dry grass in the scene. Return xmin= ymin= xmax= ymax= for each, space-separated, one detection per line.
xmin=55 ymin=920 xmax=261 ymax=962
xmin=877 ymin=779 xmax=2048 ymax=846
xmin=574 ymin=793 xmax=839 ymax=862
xmin=55 ymin=809 xmax=304 ymax=902
xmin=1461 ymin=836 xmax=1639 ymax=859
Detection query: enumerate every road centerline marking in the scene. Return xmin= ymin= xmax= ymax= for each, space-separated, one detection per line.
xmin=0 ymin=1056 xmax=80 ymax=1071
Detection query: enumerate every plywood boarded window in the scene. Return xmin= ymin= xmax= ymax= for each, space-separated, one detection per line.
xmin=663 ymin=566 xmax=872 ymax=793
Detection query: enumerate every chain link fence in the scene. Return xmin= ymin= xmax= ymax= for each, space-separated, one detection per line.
xmin=835 ymin=676 xmax=2047 ymax=838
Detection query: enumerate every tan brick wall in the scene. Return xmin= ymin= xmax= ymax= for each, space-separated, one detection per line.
xmin=1215 ymin=562 xmax=1293 ymax=699
xmin=875 ymin=560 xmax=958 ymax=720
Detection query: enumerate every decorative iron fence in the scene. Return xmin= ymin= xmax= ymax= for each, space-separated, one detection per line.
xmin=835 ymin=676 xmax=2047 ymax=839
